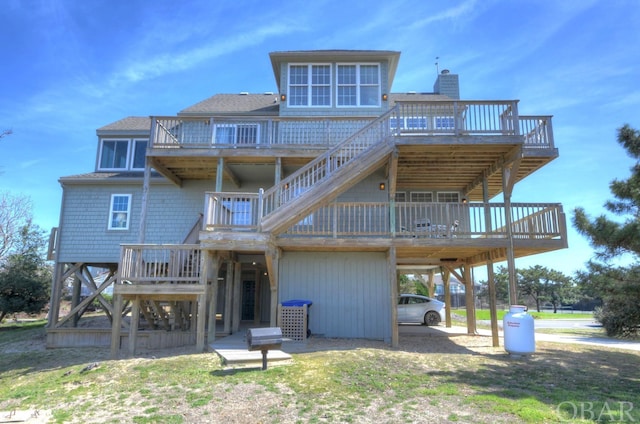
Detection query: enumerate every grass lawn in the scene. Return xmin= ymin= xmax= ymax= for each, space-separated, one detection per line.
xmin=1 ymin=320 xmax=638 ymax=423
xmin=454 ymin=309 xmax=595 ymax=321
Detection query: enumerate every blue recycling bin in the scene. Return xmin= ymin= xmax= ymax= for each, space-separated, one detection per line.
xmin=281 ymin=299 xmax=312 ymax=307
xmin=281 ymin=299 xmax=312 ymax=337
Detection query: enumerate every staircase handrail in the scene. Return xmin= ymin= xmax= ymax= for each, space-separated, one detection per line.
xmin=261 ymin=105 xmax=399 ymax=219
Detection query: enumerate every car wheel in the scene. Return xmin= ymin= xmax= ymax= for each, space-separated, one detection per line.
xmin=424 ymin=311 xmax=441 ymax=326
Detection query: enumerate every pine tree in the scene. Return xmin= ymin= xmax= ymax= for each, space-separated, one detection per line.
xmin=573 ymin=124 xmax=640 ymax=336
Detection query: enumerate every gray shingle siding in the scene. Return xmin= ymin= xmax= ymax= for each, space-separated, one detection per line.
xmin=57 ymin=180 xmax=213 ymax=263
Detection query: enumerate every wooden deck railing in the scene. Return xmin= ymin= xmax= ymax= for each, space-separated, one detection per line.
xmin=202 ymin=193 xmax=565 ymax=240
xmin=122 ymin=202 xmax=564 ymax=280
xmin=392 ymin=100 xmax=519 ymax=136
xmin=118 ymin=244 xmax=202 ymax=284
xmin=204 ymin=192 xmax=261 ymax=231
xmin=520 ymin=115 xmax=555 ymax=149
xmin=150 ymin=100 xmax=554 ymax=149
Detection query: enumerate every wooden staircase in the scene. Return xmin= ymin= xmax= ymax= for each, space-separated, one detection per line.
xmin=260 ymin=106 xmax=398 ymax=235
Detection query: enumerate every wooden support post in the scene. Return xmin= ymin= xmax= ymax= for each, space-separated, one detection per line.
xmin=110 ymin=293 xmax=123 ymax=359
xmin=138 ymin=157 xmax=152 ymax=244
xmin=207 ymin=253 xmax=220 ymax=342
xmin=196 ymin=251 xmax=209 ymax=351
xmin=47 ymin=262 xmax=64 ymax=328
xmin=196 ymin=292 xmax=207 ymax=351
xmin=487 ymin=260 xmax=500 ymax=347
xmin=71 ymin=274 xmax=81 ymax=327
xmin=427 ymin=269 xmax=436 ymax=297
xmin=216 ymin=158 xmax=224 ymax=191
xmin=223 ymin=260 xmax=233 ymax=334
xmin=483 ymin=176 xmax=499 ymax=346
xmin=232 ymin=261 xmax=241 ymax=333
xmin=463 ymin=265 xmax=477 ymax=335
xmin=254 ymin=269 xmax=261 ymax=325
xmin=265 ymin=245 xmax=280 ymax=327
xmin=443 ymin=268 xmax=452 ymax=328
xmin=129 ymin=297 xmax=140 ymax=356
xmin=502 ymin=157 xmax=522 ymax=306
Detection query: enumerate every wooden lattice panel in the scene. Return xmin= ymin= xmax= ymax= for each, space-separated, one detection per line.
xmin=278 ymin=305 xmax=308 ymax=341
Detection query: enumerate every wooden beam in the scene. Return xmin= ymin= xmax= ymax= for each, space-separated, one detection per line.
xmin=148 ymin=157 xmax=182 ymax=187
xmin=55 ymin=272 xmax=117 ymax=328
xmin=463 ymin=145 xmax=522 ymax=197
xmin=114 ymin=284 xmax=206 ymax=297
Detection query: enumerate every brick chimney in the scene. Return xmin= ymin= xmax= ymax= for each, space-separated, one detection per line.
xmin=433 ymin=69 xmax=459 ymax=100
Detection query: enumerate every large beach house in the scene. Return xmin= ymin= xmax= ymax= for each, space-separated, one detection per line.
xmin=46 ymin=50 xmax=566 ymax=356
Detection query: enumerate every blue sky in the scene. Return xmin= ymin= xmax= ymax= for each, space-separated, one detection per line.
xmin=1 ymin=0 xmax=639 ymax=278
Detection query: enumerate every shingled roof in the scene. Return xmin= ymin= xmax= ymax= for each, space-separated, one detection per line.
xmin=97 ymin=116 xmax=151 ymax=134
xmin=179 ymin=93 xmax=281 ymax=116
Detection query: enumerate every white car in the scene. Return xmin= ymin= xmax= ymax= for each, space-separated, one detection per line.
xmin=397 ymin=294 xmax=446 ymax=326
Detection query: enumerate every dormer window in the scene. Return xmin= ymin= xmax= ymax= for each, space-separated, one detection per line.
xmin=98 ymin=138 xmax=148 ymax=171
xmin=337 ymin=64 xmax=380 ymax=107
xmin=288 ymin=64 xmax=331 ymax=107
xmin=99 ymin=140 xmax=128 ymax=169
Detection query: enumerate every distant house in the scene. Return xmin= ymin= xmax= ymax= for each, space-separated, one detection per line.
xmin=46 ymin=50 xmax=566 ymax=356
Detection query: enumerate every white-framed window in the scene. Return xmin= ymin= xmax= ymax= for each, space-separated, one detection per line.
xmin=131 ymin=139 xmax=147 ymax=170
xmin=108 ymin=194 xmax=132 ymax=230
xmin=434 ymin=116 xmax=455 ymax=130
xmin=410 ymin=192 xmax=433 ymax=202
xmin=337 ymin=64 xmax=380 ymax=107
xmin=99 ymin=139 xmax=129 ymax=170
xmin=437 ymin=192 xmax=460 ymax=203
xmin=222 ymin=197 xmax=253 ymax=225
xmin=214 ymin=124 xmax=259 ymax=145
xmin=395 ymin=192 xmax=407 ymax=202
xmin=288 ymin=64 xmax=331 ymax=107
xmin=98 ymin=139 xmax=149 ymax=171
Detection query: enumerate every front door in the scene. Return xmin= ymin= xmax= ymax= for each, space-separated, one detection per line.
xmin=241 ymin=280 xmax=256 ymax=321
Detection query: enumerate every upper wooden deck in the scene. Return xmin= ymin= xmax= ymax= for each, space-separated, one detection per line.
xmin=147 ymin=100 xmax=557 ymax=200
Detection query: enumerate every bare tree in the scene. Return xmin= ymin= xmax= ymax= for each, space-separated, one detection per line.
xmin=0 ymin=129 xmax=12 ymax=139
xmin=0 ymin=191 xmax=34 ymax=263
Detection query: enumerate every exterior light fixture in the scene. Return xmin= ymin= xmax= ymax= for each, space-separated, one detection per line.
xmin=280 ymin=94 xmax=286 ymax=101
xmin=382 ymin=93 xmax=388 ymax=101
xmin=462 ymin=198 xmax=468 ymax=204
xmin=379 ymin=182 xmax=386 ymax=190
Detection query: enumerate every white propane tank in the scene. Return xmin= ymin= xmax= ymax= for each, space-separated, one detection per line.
xmin=503 ymin=305 xmax=535 ymax=355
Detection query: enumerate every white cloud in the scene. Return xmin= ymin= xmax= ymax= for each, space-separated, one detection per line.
xmin=408 ymin=0 xmax=482 ymax=29
xmin=110 ymin=22 xmax=301 ymax=86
